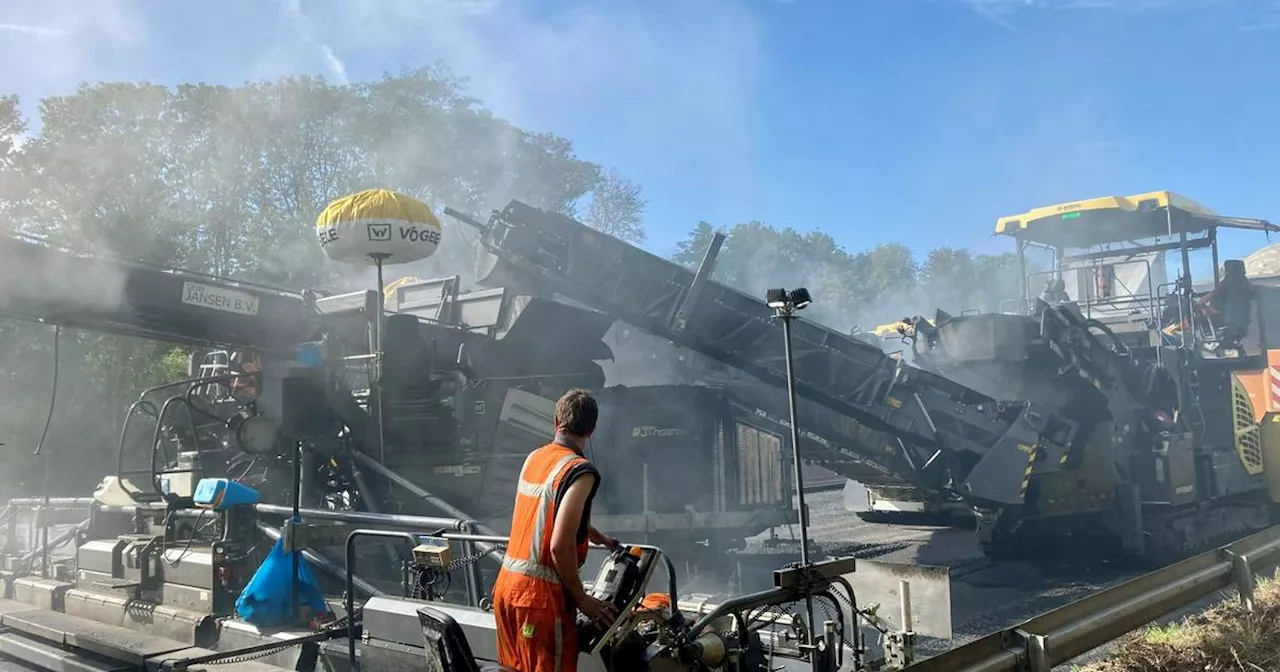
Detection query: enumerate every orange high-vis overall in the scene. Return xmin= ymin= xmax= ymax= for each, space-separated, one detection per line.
xmin=492 ymin=441 xmax=599 ymax=672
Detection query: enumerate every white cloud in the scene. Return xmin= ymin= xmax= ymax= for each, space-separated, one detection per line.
xmin=0 ymin=23 xmax=69 ymax=39
xmin=0 ymin=0 xmax=766 ymax=225
xmin=960 ymin=0 xmax=1228 ymax=11
xmin=1240 ymin=0 xmax=1280 ymax=29
xmin=956 ymin=0 xmax=1235 ymax=25
xmin=318 ymin=44 xmax=347 ymax=83
xmin=0 ymin=0 xmax=146 ymax=98
xmin=267 ymin=0 xmax=350 ymax=85
xmin=320 ymin=0 xmax=766 ymax=211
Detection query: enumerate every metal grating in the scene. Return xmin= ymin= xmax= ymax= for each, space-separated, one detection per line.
xmin=736 ymin=422 xmax=783 ymax=506
xmin=1232 ymin=376 xmax=1264 ymax=476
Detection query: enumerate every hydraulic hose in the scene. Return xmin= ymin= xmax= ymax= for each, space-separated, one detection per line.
xmin=1082 ymin=318 xmax=1123 ymax=351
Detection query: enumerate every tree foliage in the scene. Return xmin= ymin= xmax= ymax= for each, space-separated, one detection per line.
xmin=5 ymin=68 xmax=646 ymax=286
xmin=0 ymin=67 xmax=646 ymax=496
xmin=584 ymin=168 xmax=646 ymax=244
xmin=671 ymin=222 xmax=1021 ymax=330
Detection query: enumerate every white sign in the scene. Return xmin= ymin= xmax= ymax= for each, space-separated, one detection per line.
xmin=631 ymin=425 xmax=687 ymax=439
xmin=434 ymin=464 xmax=483 ymax=477
xmin=181 ymin=281 xmax=260 ymax=317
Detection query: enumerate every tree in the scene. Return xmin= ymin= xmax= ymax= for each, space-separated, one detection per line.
xmin=668 ymin=220 xmax=1020 ymax=331
xmin=0 ymin=95 xmax=23 ymax=168
xmin=672 ymin=221 xmax=722 ymax=268
xmin=584 ymin=168 xmax=646 ymax=244
xmin=0 ymin=95 xmax=24 ymax=215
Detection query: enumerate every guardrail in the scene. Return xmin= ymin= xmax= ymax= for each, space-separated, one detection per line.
xmin=903 ymin=524 xmax=1280 ymax=672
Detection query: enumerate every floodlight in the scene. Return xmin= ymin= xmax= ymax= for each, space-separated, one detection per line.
xmin=765 ymin=288 xmax=813 ymax=313
xmin=791 ymin=287 xmax=812 ymax=309
xmin=766 ymin=288 xmax=787 ymax=309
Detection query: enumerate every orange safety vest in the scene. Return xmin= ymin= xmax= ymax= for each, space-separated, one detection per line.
xmin=492 ymin=440 xmax=600 ymax=672
xmin=498 ymin=441 xmax=599 ymax=587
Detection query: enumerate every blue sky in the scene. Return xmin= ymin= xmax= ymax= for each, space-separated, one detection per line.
xmin=3 ymin=0 xmax=1280 ymax=267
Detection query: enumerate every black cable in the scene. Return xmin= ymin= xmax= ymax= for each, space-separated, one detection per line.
xmin=1083 ymin=318 xmax=1122 ymax=351
xmin=165 ymin=509 xmax=215 ymax=567
xmin=32 ymin=325 xmax=59 ymax=458
xmin=33 ymin=325 xmax=59 ymax=578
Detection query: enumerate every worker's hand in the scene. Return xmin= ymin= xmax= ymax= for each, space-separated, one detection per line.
xmin=589 ymin=526 xmax=621 ymax=553
xmin=579 ymin=594 xmax=619 ymax=626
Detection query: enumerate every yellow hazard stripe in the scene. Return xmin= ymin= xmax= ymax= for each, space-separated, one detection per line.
xmin=1019 ymin=446 xmax=1038 ymax=498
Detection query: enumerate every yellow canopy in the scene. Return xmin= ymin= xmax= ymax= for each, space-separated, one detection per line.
xmin=382 ymin=275 xmax=423 ymax=304
xmin=315 ymin=189 xmax=443 ymax=265
xmin=995 ymin=190 xmax=1216 ymax=238
xmin=988 ymin=190 xmax=1278 ymax=249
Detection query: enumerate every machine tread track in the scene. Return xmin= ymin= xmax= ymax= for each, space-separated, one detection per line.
xmin=1134 ymin=503 xmax=1279 ymax=570
xmin=855 ymin=510 xmax=976 ymax=528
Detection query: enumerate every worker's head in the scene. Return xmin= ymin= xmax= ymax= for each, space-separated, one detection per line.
xmin=554 ymin=388 xmax=598 ymax=439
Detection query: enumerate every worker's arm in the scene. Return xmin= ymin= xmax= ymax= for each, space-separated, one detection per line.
xmin=551 ymin=474 xmax=617 ymax=624
xmin=551 ymin=473 xmax=597 ymax=605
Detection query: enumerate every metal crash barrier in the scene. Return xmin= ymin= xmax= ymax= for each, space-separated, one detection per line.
xmin=904 ymin=523 xmax=1280 ymax=672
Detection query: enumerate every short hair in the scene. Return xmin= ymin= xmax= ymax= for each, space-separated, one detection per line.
xmin=554 ymin=388 xmax=598 ymax=437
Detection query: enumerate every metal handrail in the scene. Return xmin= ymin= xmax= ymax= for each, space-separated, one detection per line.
xmin=1023 ymin=257 xmax=1158 ymax=325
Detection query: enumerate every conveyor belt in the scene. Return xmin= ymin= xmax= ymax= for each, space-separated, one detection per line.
xmin=454 ymin=202 xmax=1084 ymax=505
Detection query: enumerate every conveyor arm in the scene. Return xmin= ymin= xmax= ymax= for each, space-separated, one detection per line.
xmin=0 ymin=234 xmax=317 ymax=351
xmin=448 ymin=202 xmax=1082 ymax=505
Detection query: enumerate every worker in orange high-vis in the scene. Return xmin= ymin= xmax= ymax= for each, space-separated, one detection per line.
xmin=492 ymin=388 xmax=621 ymax=672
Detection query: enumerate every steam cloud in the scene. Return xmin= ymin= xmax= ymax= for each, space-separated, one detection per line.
xmin=0 ymin=0 xmax=766 ymax=501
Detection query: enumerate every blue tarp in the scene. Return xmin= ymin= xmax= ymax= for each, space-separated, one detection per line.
xmin=236 ymin=524 xmax=331 ymax=626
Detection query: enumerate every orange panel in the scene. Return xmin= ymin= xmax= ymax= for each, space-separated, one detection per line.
xmin=1236 ymin=370 xmax=1268 ymax=422
xmin=1235 ymin=350 xmax=1280 ymax=420
xmin=1268 ymin=350 xmax=1280 ymax=414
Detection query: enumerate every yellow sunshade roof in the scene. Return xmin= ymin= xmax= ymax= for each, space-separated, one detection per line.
xmin=992 ymin=190 xmax=1238 ymax=248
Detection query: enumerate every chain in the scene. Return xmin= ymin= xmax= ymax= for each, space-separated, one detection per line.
xmin=203 ymin=610 xmax=355 ymax=665
xmin=446 ymin=542 xmax=505 ymax=572
xmin=202 ymin=643 xmax=295 ymax=665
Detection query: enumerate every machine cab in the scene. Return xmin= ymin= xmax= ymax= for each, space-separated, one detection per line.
xmin=995 ymin=190 xmax=1280 ymax=362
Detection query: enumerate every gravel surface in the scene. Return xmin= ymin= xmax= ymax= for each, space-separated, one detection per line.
xmin=729 ymin=485 xmax=1150 ymax=668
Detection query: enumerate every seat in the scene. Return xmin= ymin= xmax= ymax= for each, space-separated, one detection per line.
xmin=417 ymin=606 xmax=511 ymax=672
